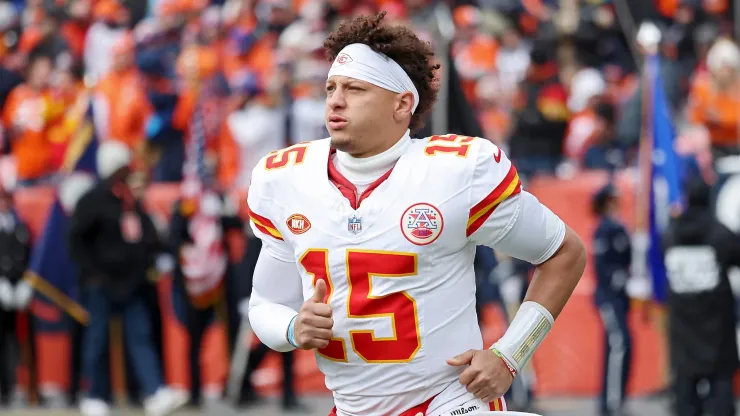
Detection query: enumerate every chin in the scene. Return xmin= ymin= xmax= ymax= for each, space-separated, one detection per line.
xmin=330 ymin=134 xmax=353 ymax=152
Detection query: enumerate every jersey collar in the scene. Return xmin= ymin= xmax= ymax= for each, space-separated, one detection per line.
xmin=327 ymin=148 xmax=395 ymax=210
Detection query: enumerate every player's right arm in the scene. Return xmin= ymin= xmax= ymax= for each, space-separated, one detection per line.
xmin=245 ymin=159 xmax=304 ymax=352
xmin=246 ymin=159 xmax=334 ymax=352
xmin=248 ymin=252 xmax=302 ymax=352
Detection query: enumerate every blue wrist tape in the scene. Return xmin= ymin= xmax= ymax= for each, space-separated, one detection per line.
xmin=287 ymin=315 xmax=298 ymax=348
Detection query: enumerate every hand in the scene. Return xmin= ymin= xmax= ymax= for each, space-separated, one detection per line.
xmin=155 ymin=254 xmax=175 ymax=274
xmin=293 ymin=279 xmax=334 ymax=350
xmin=14 ymin=281 xmax=33 ymax=310
xmin=0 ymin=278 xmax=12 ymax=310
xmin=626 ymin=275 xmax=652 ymax=300
xmin=447 ymin=349 xmax=514 ymax=403
xmin=238 ymin=298 xmax=250 ymax=319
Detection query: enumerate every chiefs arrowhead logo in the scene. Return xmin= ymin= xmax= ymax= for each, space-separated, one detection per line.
xmin=286 ymin=214 xmax=311 ymax=235
xmin=335 ymin=53 xmax=352 ymax=65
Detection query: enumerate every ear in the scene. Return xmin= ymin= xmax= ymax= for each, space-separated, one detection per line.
xmin=394 ymin=91 xmax=415 ymax=121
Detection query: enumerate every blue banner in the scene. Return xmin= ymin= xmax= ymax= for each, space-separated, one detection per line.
xmin=646 ymin=54 xmax=684 ymax=303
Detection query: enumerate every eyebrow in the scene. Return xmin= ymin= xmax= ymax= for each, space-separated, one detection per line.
xmin=327 ymin=79 xmax=368 ymax=88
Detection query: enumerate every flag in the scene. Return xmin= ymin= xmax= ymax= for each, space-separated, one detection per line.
xmin=59 ymin=109 xmax=98 ymax=176
xmin=24 ymin=200 xmax=88 ymax=323
xmin=190 ymin=96 xmax=210 ymax=183
xmin=179 ymin=77 xmax=231 ymax=308
xmin=643 ymin=53 xmax=684 ymax=303
xmin=183 ymin=75 xmax=224 ymax=184
xmin=24 ymin=105 xmax=99 ymax=324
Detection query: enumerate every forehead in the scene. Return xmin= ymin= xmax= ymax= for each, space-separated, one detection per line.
xmin=326 ymin=75 xmax=375 ymax=87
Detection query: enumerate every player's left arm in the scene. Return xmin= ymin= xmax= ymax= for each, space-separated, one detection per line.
xmin=449 ymin=139 xmax=586 ymax=401
xmin=466 ymin=141 xmax=586 ymax=318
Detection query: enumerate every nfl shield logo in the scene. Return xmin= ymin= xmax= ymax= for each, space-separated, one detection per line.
xmin=348 ymin=215 xmax=362 ymax=235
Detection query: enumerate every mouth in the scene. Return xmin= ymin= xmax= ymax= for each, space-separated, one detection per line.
xmin=327 ymin=114 xmax=348 ymax=130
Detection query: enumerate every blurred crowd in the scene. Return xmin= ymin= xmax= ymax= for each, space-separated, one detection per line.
xmin=0 ymin=0 xmax=737 ymax=188
xmin=0 ymin=0 xmax=739 ymax=415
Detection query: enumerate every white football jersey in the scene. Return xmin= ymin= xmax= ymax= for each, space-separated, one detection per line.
xmin=247 ymin=135 xmax=525 ymax=415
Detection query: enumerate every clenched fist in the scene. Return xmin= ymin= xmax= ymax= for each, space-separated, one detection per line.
xmin=293 ymin=279 xmax=334 ymax=350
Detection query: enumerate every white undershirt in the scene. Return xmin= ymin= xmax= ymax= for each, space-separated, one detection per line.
xmin=332 ymin=130 xmax=411 ymax=193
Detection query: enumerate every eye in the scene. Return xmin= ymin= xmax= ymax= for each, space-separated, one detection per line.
xmin=325 ymin=85 xmax=335 ymax=93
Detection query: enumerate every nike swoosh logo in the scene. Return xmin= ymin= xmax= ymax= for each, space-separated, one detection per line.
xmin=493 ymin=147 xmax=502 ymax=163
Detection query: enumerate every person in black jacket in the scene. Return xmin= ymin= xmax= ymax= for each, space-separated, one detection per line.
xmin=592 ymin=183 xmax=632 ymax=416
xmin=68 ymin=140 xmax=187 ymax=416
xmin=662 ymin=178 xmax=740 ymax=416
xmin=0 ymin=182 xmax=31 ymax=406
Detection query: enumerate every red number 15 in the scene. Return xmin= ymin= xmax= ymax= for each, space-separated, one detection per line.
xmin=299 ymin=249 xmax=421 ymax=363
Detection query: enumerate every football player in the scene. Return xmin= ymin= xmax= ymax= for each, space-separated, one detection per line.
xmin=246 ymin=12 xmax=587 ymax=416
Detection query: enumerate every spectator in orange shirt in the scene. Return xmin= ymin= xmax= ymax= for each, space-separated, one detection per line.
xmin=686 ymin=38 xmax=740 ymax=156
xmin=93 ymin=33 xmax=153 ymax=153
xmin=47 ymin=61 xmax=88 ymax=171
xmin=451 ymin=5 xmax=498 ymax=106
xmin=2 ymin=52 xmax=54 ymax=187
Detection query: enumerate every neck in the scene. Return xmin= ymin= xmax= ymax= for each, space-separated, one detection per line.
xmin=334 ymin=130 xmax=410 ymax=188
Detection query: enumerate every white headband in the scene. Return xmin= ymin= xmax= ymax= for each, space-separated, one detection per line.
xmin=327 ymin=43 xmax=419 ymax=114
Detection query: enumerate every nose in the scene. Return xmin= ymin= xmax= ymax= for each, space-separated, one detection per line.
xmin=326 ymin=87 xmax=347 ymax=111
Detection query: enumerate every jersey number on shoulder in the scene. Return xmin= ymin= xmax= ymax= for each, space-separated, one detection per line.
xmin=299 ymin=249 xmax=420 ymax=364
xmin=264 ymin=142 xmax=311 ymax=170
xmin=424 ymin=134 xmax=476 ymax=158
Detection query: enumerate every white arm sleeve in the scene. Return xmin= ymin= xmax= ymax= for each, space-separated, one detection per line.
xmin=248 ymin=249 xmax=304 ymax=352
xmin=468 ymin=140 xmax=566 ymax=264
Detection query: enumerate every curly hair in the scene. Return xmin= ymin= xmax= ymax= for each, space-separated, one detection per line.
xmin=323 ymin=12 xmax=440 ymax=132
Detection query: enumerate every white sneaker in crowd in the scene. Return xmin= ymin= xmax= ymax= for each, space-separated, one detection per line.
xmin=201 ymin=384 xmax=222 ymax=405
xmin=200 ymin=385 xmax=224 ymax=411
xmin=40 ymin=385 xmax=69 ymax=409
xmin=144 ymin=387 xmax=189 ymax=416
xmin=10 ymin=389 xmax=27 ymax=409
xmin=79 ymin=398 xmax=110 ymax=416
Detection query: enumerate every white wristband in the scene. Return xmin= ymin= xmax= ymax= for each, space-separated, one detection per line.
xmin=491 ymin=301 xmax=554 ymax=373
